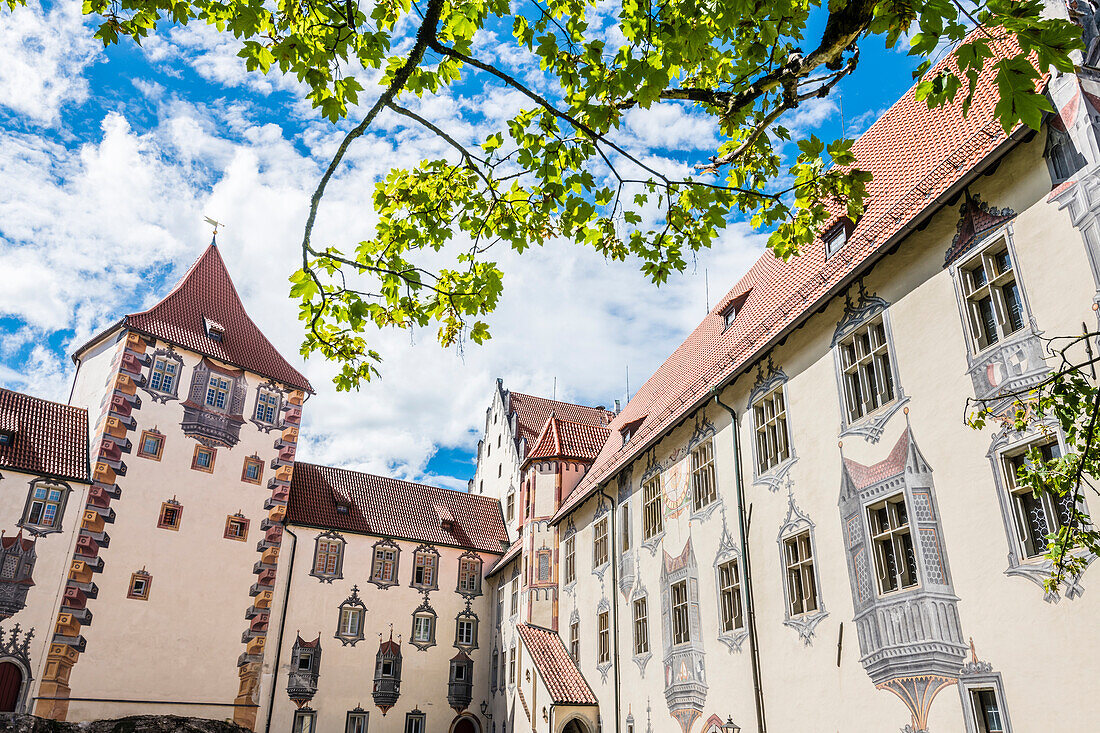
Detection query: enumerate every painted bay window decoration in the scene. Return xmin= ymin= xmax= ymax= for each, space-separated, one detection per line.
xmin=777 ymin=490 xmax=827 ymax=644
xmin=127 ymin=568 xmax=151 ymax=601
xmin=749 ymin=360 xmax=797 ymax=491
xmin=988 ymin=428 xmax=1093 ymax=600
xmin=181 ymin=358 xmax=247 ymax=447
xmin=410 ymin=545 xmax=440 ymax=591
xmin=18 ymin=479 xmax=70 ymax=535
xmin=454 ymin=607 xmax=478 ymax=650
xmin=137 ymin=429 xmax=164 ymax=461
xmin=957 ymin=639 xmax=1013 ymax=733
xmin=241 ymin=455 xmax=263 ymax=484
xmin=311 ymin=530 xmax=345 ymax=582
xmin=658 ymin=540 xmax=707 ymax=733
xmin=143 ymin=349 xmax=182 ymax=403
xmin=0 ymin=532 xmax=36 ymax=619
xmin=839 ymin=423 xmax=967 ymax=732
xmin=157 ymin=499 xmax=182 ymax=531
xmin=370 ymin=538 xmax=400 ymax=589
xmin=288 ymin=634 xmax=321 ymax=708
xmin=410 ymin=598 xmax=437 ymax=650
xmin=832 ymin=283 xmax=908 ymax=442
xmin=251 ymin=381 xmax=284 ymax=432
xmin=335 ymin=585 xmax=366 ymax=646
xmin=943 ymin=192 xmax=1017 ymax=267
xmin=447 ymin=650 xmax=474 ymax=711
xmin=373 ymin=629 xmax=402 ymax=715
xmin=457 ymin=551 xmax=483 ymax=596
xmin=947 ymin=222 xmax=1046 ymax=405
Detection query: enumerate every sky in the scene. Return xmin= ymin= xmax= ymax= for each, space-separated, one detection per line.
xmin=0 ymin=0 xmax=924 ymax=490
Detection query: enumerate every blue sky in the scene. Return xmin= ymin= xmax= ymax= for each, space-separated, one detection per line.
xmin=0 ymin=0 xmax=923 ymax=488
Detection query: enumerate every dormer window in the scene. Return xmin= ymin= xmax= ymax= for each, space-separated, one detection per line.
xmin=204 ymin=316 xmax=225 ymax=342
xmin=0 ymin=429 xmax=15 ymax=447
xmin=824 ymin=218 xmax=855 ymax=258
xmin=720 ymin=301 xmax=739 ymax=331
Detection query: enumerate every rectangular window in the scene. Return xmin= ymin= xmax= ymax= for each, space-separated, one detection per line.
xmin=597 ymin=610 xmax=610 ymax=664
xmin=138 ymin=430 xmax=164 ymax=460
xmin=205 ymin=375 xmax=231 ymax=410
xmin=315 ymin=539 xmax=342 ymax=576
xmin=372 ymin=548 xmax=397 ymax=583
xmin=593 ymin=517 xmax=609 ymax=567
xmin=632 ymin=596 xmax=649 ymax=655
xmin=293 ymin=710 xmax=316 ymax=733
xmin=456 ymin=618 xmax=476 ymax=646
xmin=510 ymin=578 xmax=519 ymax=616
xmin=564 ymin=535 xmax=576 ymax=584
xmin=404 ymin=713 xmax=426 ymax=733
xmin=839 ymin=317 xmax=896 ymax=423
xmin=157 ymin=501 xmax=182 ymax=530
xmin=620 ymin=503 xmax=631 ymax=551
xmin=339 ymin=607 xmax=362 ymax=636
xmin=459 ymin=558 xmax=480 ymax=593
xmin=496 ymin=585 xmax=504 ymax=626
xmin=753 ymin=385 xmax=790 ymax=474
xmin=569 ymin=619 xmax=579 ymax=662
xmin=537 ymin=550 xmax=551 ymax=582
xmin=1004 ymin=440 xmax=1071 ymax=558
xmin=127 ymin=572 xmax=151 ymax=600
xmin=960 ymin=238 xmax=1026 ymax=353
xmin=345 ymin=711 xmax=368 ymax=733
xmin=224 ymin=515 xmax=250 ymax=541
xmin=242 ymin=457 xmax=263 ymax=484
xmin=671 ymin=580 xmax=690 ymax=645
xmin=255 ymin=390 xmax=280 ymax=424
xmin=718 ymin=559 xmax=744 ymax=632
xmin=868 ymin=494 xmax=918 ymax=594
xmin=970 ymin=688 xmax=1006 ymax=733
xmin=25 ymin=483 xmax=64 ymax=530
xmin=413 ymin=614 xmax=434 ymax=642
xmin=490 ymin=650 xmax=499 ymax=691
xmin=691 ymin=440 xmax=717 ymax=510
xmin=506 ymin=492 xmax=515 ymax=522
xmin=413 ymin=552 xmax=436 ymax=587
xmin=192 ymin=445 xmax=216 ymax=473
xmin=642 ymin=476 xmax=663 ymax=540
xmin=149 ymin=357 xmax=178 ymax=394
xmin=509 ymin=646 xmax=516 ymax=683
xmin=784 ymin=531 xmax=818 ymax=616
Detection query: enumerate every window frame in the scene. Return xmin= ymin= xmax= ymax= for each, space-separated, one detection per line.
xmin=457 ymin=552 xmax=483 ymax=596
xmin=717 ymin=558 xmax=744 ymax=633
xmin=642 ymin=475 xmax=664 ymax=541
xmin=127 ymin=570 xmax=152 ymax=601
xmin=138 ymin=430 xmax=165 ymax=461
xmin=345 ymin=710 xmax=369 ymax=733
xmin=292 ymin=709 xmax=317 ymax=733
xmin=568 ymin=619 xmax=579 ymax=662
xmin=690 ymin=439 xmax=717 ymax=512
xmin=670 ymin=579 xmax=691 ymax=646
xmin=1001 ymin=438 xmax=1075 ymax=561
xmin=752 ymin=384 xmax=791 ymax=475
xmin=311 ymin=531 xmax=345 ymax=582
xmin=563 ymin=534 xmax=576 ymax=585
xmin=205 ymin=373 xmax=232 ymax=411
xmin=404 ymin=712 xmax=426 ymax=733
xmin=837 ymin=315 xmax=899 ymax=425
xmin=224 ymin=514 xmax=250 ymax=542
xmin=783 ymin=530 xmax=820 ymax=617
xmin=19 ymin=479 xmax=71 ymax=535
xmin=411 ymin=604 xmax=438 ymax=650
xmin=954 ymin=233 xmax=1029 ymax=356
xmin=592 ymin=517 xmax=609 ymax=568
xmin=631 ymin=595 xmax=649 ymax=656
xmin=455 ymin=614 xmax=479 ymax=650
xmin=146 ymin=351 xmax=182 ymax=399
xmin=242 ymin=456 xmax=264 ymax=484
xmin=157 ymin=499 xmax=183 ymax=531
xmin=866 ymin=493 xmax=920 ymax=595
xmin=506 ymin=492 xmax=515 ymax=522
xmin=410 ymin=545 xmax=440 ymax=591
xmin=253 ymin=386 xmax=282 ymax=427
xmin=510 ymin=578 xmax=519 ymax=617
xmin=191 ymin=445 xmax=216 ymax=473
xmin=370 ymin=539 xmax=400 ymax=588
xmin=597 ymin=610 xmax=610 ymax=664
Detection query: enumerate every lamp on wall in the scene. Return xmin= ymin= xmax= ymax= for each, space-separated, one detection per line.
xmin=480 ymin=700 xmax=493 ymax=719
xmin=721 ymin=717 xmax=741 ymax=733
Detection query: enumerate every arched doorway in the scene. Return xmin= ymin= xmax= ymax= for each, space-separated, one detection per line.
xmin=0 ymin=661 xmax=24 ymax=712
xmin=449 ymin=714 xmax=481 ymax=733
xmin=561 ymin=718 xmax=591 ymax=733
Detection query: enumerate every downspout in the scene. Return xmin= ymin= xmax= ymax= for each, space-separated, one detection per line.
xmin=712 ymin=391 xmax=767 ymax=733
xmin=596 ymin=485 xmax=621 ymax=733
xmin=264 ymin=524 xmax=298 ymax=733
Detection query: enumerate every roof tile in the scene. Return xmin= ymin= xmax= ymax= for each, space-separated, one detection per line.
xmin=516 ymin=624 xmax=598 ymax=705
xmin=0 ymin=388 xmax=89 ymax=483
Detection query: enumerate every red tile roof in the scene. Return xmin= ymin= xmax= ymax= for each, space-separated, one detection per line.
xmin=508 ymin=392 xmax=614 ymax=448
xmin=843 ymin=429 xmax=910 ymax=490
xmin=77 ymin=244 xmax=312 ymax=393
xmin=288 ymin=462 xmax=509 ymax=554
xmin=486 ymin=536 xmax=522 ymax=578
xmin=0 ymin=388 xmax=89 ymax=483
xmin=524 ymin=415 xmax=611 ymax=466
xmin=516 ymin=624 xmax=598 ymax=705
xmin=553 ymin=36 xmax=1031 ymax=524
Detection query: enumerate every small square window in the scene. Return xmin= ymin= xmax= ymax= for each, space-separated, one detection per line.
xmin=127 ymin=571 xmax=152 ymax=600
xmin=138 ymin=430 xmax=165 ymax=461
xmin=158 ymin=500 xmax=183 ymax=530
xmin=192 ymin=445 xmax=216 ymax=473
xmin=242 ymin=456 xmax=263 ymax=484
xmin=0 ymin=430 xmax=15 ymax=446
xmin=224 ymin=514 xmax=250 ymax=541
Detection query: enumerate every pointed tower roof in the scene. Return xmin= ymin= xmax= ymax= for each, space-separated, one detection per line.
xmin=77 ymin=244 xmax=312 ymax=392
xmin=523 ymin=414 xmax=611 ymax=466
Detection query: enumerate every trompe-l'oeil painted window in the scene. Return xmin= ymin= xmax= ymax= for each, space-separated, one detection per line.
xmin=958 ymin=238 xmax=1025 ymax=354
xmin=838 ymin=317 xmax=896 ymax=424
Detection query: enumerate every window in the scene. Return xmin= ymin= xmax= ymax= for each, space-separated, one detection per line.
xmin=498 ymin=464 xmax=502 ymax=477
xmin=458 ymin=555 xmax=482 ymax=594
xmin=671 ymin=580 xmax=690 ymax=645
xmin=620 ymin=504 xmax=631 ymax=551
xmin=593 ymin=518 xmax=609 ymax=567
xmin=508 ymin=645 xmax=517 ymax=684
xmin=1004 ymin=440 xmax=1073 ymax=559
xmin=506 ymin=492 xmax=515 ymax=521
xmin=491 ymin=650 xmax=499 ymax=690
xmin=959 ymin=239 xmax=1025 ymax=352
xmin=205 ymin=374 xmax=231 ymax=410
xmin=563 ymin=535 xmax=576 ymax=584
xmin=192 ymin=445 xmax=216 ymax=473
xmin=691 ymin=440 xmax=717 ymax=511
xmin=720 ymin=299 xmax=739 ymax=330
xmin=569 ymin=619 xmax=579 ymax=661
xmin=867 ymin=494 xmax=918 ymax=594
xmin=404 ymin=712 xmax=426 ymax=733
xmin=242 ymin=456 xmax=263 ymax=484
xmin=339 ymin=606 xmax=363 ymax=638
xmin=824 ymin=221 xmax=849 ymax=257
xmin=157 ymin=500 xmax=183 ymax=530
xmin=313 ymin=535 xmax=344 ymax=579
xmin=224 ymin=514 xmax=249 ymax=541
xmin=510 ymin=578 xmax=519 ymax=616
xmin=597 ymin=610 xmax=610 ymax=664
xmin=496 ymin=585 xmax=504 ymax=626
xmin=206 ymin=317 xmax=225 ymax=342
xmin=643 ymin=475 xmax=663 ymax=540
xmin=149 ymin=356 xmax=179 ymax=395
xmin=412 ymin=548 xmax=437 ymax=589
xmin=345 ymin=710 xmax=368 ymax=733
xmin=127 ymin=570 xmax=152 ymax=600
xmin=632 ymin=597 xmax=649 ymax=655
xmin=536 ymin=550 xmax=551 ymax=582
xmin=970 ymin=689 xmax=1007 ymax=733
xmin=21 ymin=481 xmax=68 ymax=532
xmin=292 ymin=709 xmax=317 ymax=733
xmin=784 ymin=531 xmax=819 ymax=616
xmin=838 ymin=316 xmax=896 ymax=423
xmin=718 ymin=559 xmax=744 ymax=632
xmin=0 ymin=430 xmax=12 ymax=446
xmin=254 ymin=388 xmax=280 ymax=425
xmin=371 ymin=543 xmax=399 ymax=585
xmin=138 ymin=430 xmax=164 ymax=460
xmin=753 ymin=385 xmax=790 ymax=473
xmin=501 ymin=647 xmax=508 ymax=687
xmin=456 ymin=617 xmax=477 ymax=647
xmin=412 ymin=612 xmax=435 ymax=644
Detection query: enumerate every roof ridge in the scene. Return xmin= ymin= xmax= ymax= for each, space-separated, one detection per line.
xmin=293 ymin=460 xmax=499 ymax=502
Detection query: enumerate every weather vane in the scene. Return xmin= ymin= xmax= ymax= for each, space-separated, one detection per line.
xmin=203 ymin=216 xmax=226 ymax=237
